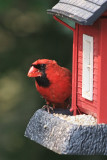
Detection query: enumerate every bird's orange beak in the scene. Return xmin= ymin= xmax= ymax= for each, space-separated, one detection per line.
xmin=27 ymin=66 xmax=42 ymax=77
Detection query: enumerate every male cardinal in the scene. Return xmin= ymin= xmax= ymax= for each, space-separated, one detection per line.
xmin=28 ymin=59 xmax=72 ymax=112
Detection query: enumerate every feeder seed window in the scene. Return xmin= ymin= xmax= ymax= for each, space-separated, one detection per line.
xmin=82 ymin=34 xmax=93 ymax=101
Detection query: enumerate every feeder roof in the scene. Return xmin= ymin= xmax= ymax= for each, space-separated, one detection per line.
xmin=47 ymin=0 xmax=107 ymax=25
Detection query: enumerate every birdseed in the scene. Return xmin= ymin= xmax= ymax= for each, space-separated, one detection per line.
xmin=53 ymin=113 xmax=97 ymax=125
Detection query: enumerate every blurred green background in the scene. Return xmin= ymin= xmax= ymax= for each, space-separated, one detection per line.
xmin=0 ymin=0 xmax=106 ymax=160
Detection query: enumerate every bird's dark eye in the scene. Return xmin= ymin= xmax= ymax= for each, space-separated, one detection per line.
xmin=41 ymin=64 xmax=45 ymax=67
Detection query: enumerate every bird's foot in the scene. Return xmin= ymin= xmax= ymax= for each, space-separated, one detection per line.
xmin=70 ymin=106 xmax=81 ymax=115
xmin=42 ymin=105 xmax=54 ymax=113
xmin=67 ymin=104 xmax=70 ymax=109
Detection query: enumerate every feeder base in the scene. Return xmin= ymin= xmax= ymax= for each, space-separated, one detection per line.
xmin=25 ymin=109 xmax=107 ymax=155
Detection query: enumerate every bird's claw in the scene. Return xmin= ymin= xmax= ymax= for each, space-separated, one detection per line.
xmin=67 ymin=104 xmax=70 ymax=109
xmin=42 ymin=105 xmax=54 ymax=113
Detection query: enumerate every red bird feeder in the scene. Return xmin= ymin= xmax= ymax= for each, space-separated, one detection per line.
xmin=25 ymin=1 xmax=107 ymax=155
xmin=47 ymin=0 xmax=107 ymax=124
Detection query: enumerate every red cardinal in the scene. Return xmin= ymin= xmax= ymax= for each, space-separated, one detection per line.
xmin=28 ymin=59 xmax=72 ymax=111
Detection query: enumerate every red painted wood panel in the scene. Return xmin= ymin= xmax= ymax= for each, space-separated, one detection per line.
xmin=77 ymin=20 xmax=100 ymax=117
xmin=97 ymin=18 xmax=107 ymax=123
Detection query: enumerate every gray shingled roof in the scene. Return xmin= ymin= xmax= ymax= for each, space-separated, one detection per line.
xmin=47 ymin=0 xmax=107 ymax=25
